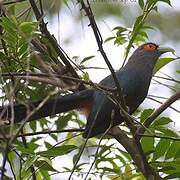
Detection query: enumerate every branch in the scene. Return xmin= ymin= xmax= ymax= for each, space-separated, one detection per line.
xmin=0 ymin=128 xmax=84 ymax=139
xmin=79 ymin=0 xmax=127 ymax=110
xmin=136 ymin=90 xmax=180 ymax=140
xmin=3 ymin=0 xmax=27 ymax=5
xmin=1 ymin=72 xmax=117 ymax=92
xmin=110 ymin=127 xmax=162 ymax=179
xmin=137 ymin=133 xmax=180 ymax=141
xmin=154 ymin=75 xmax=180 ymax=84
xmin=11 ymin=75 xmax=79 ymax=91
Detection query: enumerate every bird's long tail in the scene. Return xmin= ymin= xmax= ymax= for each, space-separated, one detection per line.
xmin=0 ymin=89 xmax=94 ymax=123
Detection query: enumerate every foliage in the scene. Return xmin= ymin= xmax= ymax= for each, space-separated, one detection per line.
xmin=0 ymin=0 xmax=179 ymax=179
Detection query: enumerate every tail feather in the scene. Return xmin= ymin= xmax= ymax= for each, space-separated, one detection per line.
xmin=0 ymin=89 xmax=94 ymax=123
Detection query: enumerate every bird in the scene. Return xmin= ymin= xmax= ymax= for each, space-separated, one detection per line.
xmin=0 ymin=42 xmax=172 ymax=138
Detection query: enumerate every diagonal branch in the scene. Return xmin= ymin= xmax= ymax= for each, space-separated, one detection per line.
xmin=79 ymin=0 xmax=127 ymax=110
xmin=135 ymin=90 xmax=180 ymax=140
xmin=110 ymin=127 xmax=162 ymax=179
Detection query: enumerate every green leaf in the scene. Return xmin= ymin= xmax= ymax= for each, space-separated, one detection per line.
xmin=124 ymin=15 xmax=144 ymax=59
xmin=134 ymin=34 xmax=147 ymax=43
xmin=156 ymin=127 xmax=179 ymax=138
xmin=16 ymin=143 xmax=38 ymax=155
xmin=153 ymin=117 xmax=172 ymax=126
xmin=114 ymin=36 xmax=127 ymax=45
xmin=56 ymin=112 xmax=74 ymax=130
xmin=35 ymin=160 xmax=57 ymax=172
xmin=116 ymin=154 xmax=126 ymax=165
xmin=165 ymin=142 xmax=180 ymax=160
xmin=154 ymin=160 xmax=180 ymax=167
xmin=165 ymin=173 xmax=180 ymax=179
xmin=116 ymin=30 xmax=126 ymax=37
xmin=50 ymin=133 xmax=58 ymax=141
xmin=118 ymin=149 xmax=131 ymax=161
xmin=146 ymin=0 xmax=157 ymax=9
xmin=37 ymin=145 xmax=77 ymax=157
xmin=142 ymin=25 xmax=154 ymax=30
xmin=153 ymin=6 xmax=158 ymax=12
xmin=104 ymin=36 xmax=115 ymax=43
xmin=18 ymin=42 xmax=28 ymax=57
xmin=153 ymin=58 xmax=176 ymax=75
xmin=158 ymin=166 xmax=176 ymax=173
xmin=139 ymin=31 xmax=149 ymax=39
xmin=7 ymin=4 xmax=15 ymax=15
xmin=141 ymin=135 xmax=154 ymax=153
xmin=124 ymin=165 xmax=132 ymax=178
xmin=82 ymin=72 xmax=90 ymax=81
xmin=19 ymin=21 xmax=37 ymax=34
xmin=29 ymin=120 xmax=37 ymax=132
xmin=153 ymin=139 xmax=171 ymax=160
xmin=21 ymin=155 xmax=38 ymax=178
xmin=113 ymin=26 xmax=127 ymax=32
xmin=133 ymin=15 xmax=143 ymax=32
xmin=175 ymin=148 xmax=180 ymax=159
xmin=80 ymin=55 xmax=95 ymax=64
xmin=140 ymin=109 xmax=154 ymax=123
xmin=40 ymin=170 xmax=50 ymax=180
xmin=157 ymin=0 xmax=172 ymax=6
xmin=63 ymin=0 xmax=70 ymax=8
xmin=0 ymin=16 xmax=18 ymax=33
xmin=22 ymin=155 xmax=38 ymax=172
xmin=8 ymin=151 xmax=19 ymax=176
xmin=45 ymin=141 xmax=53 ymax=149
xmin=138 ymin=0 xmax=144 ymax=9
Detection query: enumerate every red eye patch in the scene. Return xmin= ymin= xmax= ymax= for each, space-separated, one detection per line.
xmin=143 ymin=43 xmax=158 ymax=51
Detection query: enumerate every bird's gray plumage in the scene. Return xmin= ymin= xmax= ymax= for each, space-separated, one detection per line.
xmin=83 ymin=43 xmax=166 ymax=138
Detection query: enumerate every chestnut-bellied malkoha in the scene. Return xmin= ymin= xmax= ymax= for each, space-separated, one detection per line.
xmin=0 ymin=43 xmax=172 ymax=138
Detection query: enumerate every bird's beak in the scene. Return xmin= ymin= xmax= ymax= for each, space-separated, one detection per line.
xmin=157 ymin=46 xmax=175 ymax=54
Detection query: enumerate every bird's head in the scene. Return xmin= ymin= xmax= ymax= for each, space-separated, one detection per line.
xmin=129 ymin=42 xmax=174 ymax=64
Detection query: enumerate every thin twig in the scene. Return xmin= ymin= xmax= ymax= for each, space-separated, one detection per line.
xmin=84 ymin=115 xmax=114 ymax=180
xmin=1 ymin=145 xmax=8 ymax=180
xmin=152 ymin=79 xmax=177 ymax=92
xmin=147 ymin=96 xmax=180 ymax=113
xmin=0 ymin=129 xmax=84 ymax=139
xmin=137 ymin=133 xmax=180 ymax=141
xmin=1 ymin=72 xmax=117 ymax=92
xmin=3 ymin=0 xmax=27 ymax=5
xmin=154 ymin=75 xmax=180 ymax=84
xmin=79 ymin=0 xmax=127 ymax=108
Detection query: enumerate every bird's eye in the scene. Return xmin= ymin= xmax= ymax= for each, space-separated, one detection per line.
xmin=143 ymin=43 xmax=157 ymax=51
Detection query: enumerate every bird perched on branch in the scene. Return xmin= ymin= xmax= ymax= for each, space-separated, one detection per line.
xmin=0 ymin=43 xmax=172 ymax=138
